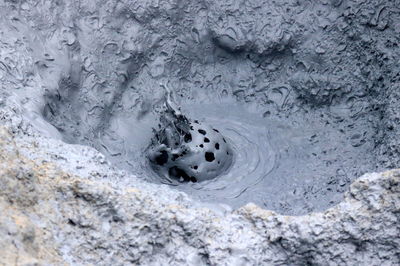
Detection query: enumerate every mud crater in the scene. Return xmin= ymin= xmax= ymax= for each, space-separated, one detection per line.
xmin=39 ymin=0 xmax=399 ymax=215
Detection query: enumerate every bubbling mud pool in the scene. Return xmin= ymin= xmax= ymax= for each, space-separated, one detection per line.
xmin=78 ymin=92 xmax=369 ymax=214
xmin=161 ymin=103 xmax=278 ymax=209
xmin=157 ymin=102 xmax=345 ymax=212
xmin=1 ymin=0 xmax=397 ymax=217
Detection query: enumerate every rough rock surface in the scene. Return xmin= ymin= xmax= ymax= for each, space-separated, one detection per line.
xmin=0 ymin=126 xmax=399 ymax=265
xmin=0 ymin=0 xmax=400 ymax=264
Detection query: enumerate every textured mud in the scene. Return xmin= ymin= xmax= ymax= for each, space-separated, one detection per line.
xmin=0 ymin=0 xmax=399 ymax=264
xmin=4 ymin=0 xmax=394 ymax=214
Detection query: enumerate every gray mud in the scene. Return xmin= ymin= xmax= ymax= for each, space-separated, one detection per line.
xmin=1 ymin=0 xmax=399 ymax=215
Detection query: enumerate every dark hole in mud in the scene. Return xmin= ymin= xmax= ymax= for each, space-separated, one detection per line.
xmin=184 ymin=133 xmax=192 ymax=143
xmin=215 ymin=143 xmax=220 ymax=150
xmin=205 ymin=152 xmax=215 ymax=162
xmin=172 ymin=154 xmax=180 ymax=161
xmin=169 ymin=166 xmax=194 ymax=182
xmin=155 ymin=151 xmax=169 ymax=166
xmin=198 ymin=129 xmax=206 ymax=135
xmin=204 ymin=137 xmax=210 ymax=143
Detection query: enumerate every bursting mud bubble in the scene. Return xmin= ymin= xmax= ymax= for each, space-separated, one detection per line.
xmin=2 ymin=0 xmax=399 ymax=215
xmin=148 ymin=114 xmax=233 ymax=183
xmin=147 ymin=84 xmax=233 ymax=184
xmin=147 ymin=84 xmax=233 ymax=183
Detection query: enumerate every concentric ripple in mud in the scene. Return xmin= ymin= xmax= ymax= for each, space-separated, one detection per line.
xmin=91 ymin=96 xmax=371 ymax=214
xmin=155 ymin=101 xmax=365 ymax=213
xmin=173 ymin=103 xmax=277 ymax=208
xmin=58 ymin=92 xmax=372 ymax=215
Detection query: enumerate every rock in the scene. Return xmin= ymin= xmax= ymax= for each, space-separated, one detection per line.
xmin=0 ymin=126 xmax=399 ymax=265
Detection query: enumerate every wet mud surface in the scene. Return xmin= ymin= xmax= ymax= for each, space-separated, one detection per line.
xmin=1 ymin=0 xmax=399 ymax=215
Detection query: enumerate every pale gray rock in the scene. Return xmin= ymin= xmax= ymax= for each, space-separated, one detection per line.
xmin=0 ymin=125 xmax=399 ymax=265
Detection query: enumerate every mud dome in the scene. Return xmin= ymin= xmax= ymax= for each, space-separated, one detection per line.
xmin=1 ymin=0 xmax=399 ymax=215
xmin=148 ymin=113 xmax=234 ymax=183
